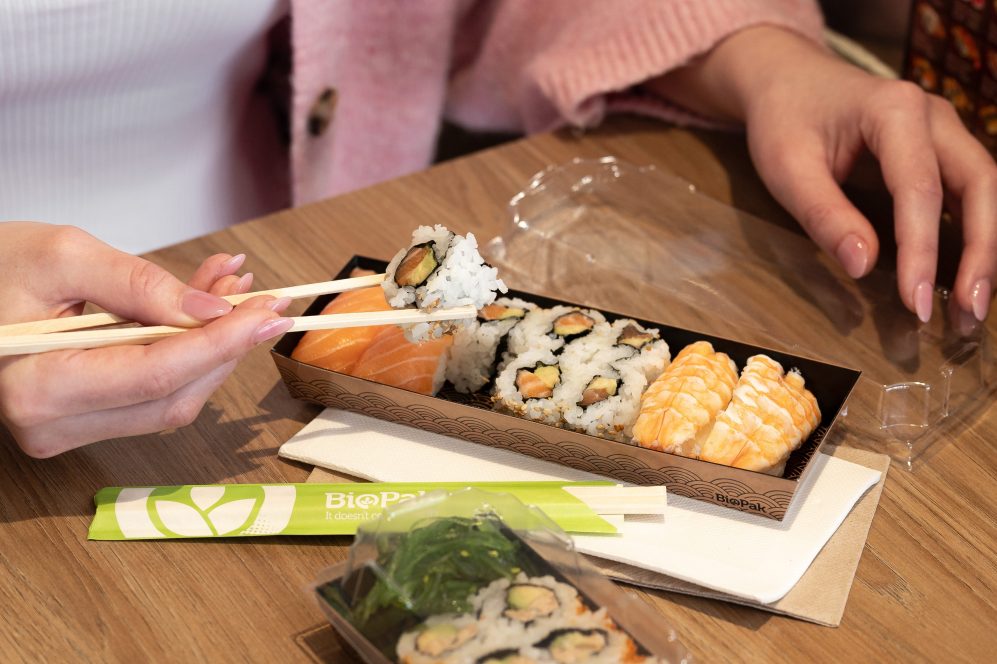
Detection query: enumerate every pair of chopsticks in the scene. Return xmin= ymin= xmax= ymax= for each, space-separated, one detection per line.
xmin=0 ymin=273 xmax=477 ymax=357
xmin=562 ymin=485 xmax=668 ymax=515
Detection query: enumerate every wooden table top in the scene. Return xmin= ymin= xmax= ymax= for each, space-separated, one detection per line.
xmin=0 ymin=117 xmax=994 ymax=662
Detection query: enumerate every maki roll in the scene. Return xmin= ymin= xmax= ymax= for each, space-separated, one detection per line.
xmin=560 ymin=363 xmax=641 ymax=442
xmin=493 ymin=350 xmax=563 ymax=425
xmin=558 ymin=320 xmax=669 ymax=442
xmin=396 ymin=614 xmax=480 ymax=663
xmin=507 ymin=307 xmax=607 ymax=358
xmin=609 ymin=320 xmax=670 ymax=383
xmin=530 ymin=618 xmax=645 ymax=663
xmin=472 ymin=574 xmax=585 ymax=629
xmin=446 ymin=298 xmax=535 ymax=394
xmin=383 ymin=225 xmax=507 ymax=313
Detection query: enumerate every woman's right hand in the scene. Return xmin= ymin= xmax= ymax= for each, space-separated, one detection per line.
xmin=0 ymin=222 xmax=293 ymax=457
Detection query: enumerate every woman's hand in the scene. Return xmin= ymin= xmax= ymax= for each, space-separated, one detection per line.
xmin=649 ymin=26 xmax=996 ymax=323
xmin=0 ymin=222 xmax=293 ymax=457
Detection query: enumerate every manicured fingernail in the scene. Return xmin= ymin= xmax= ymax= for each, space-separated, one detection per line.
xmin=835 ymin=234 xmax=869 ymax=279
xmin=253 ymin=317 xmax=293 ymax=343
xmin=183 ymin=291 xmax=233 ymax=320
xmin=236 ymin=272 xmax=254 ymax=294
xmin=221 ymin=254 xmax=246 ymax=274
xmin=266 ymin=296 xmax=292 ymax=313
xmin=914 ymin=281 xmax=933 ymax=323
xmin=971 ymin=278 xmax=991 ymax=321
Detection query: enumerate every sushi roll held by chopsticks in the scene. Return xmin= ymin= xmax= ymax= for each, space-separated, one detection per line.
xmin=383 ymin=225 xmax=507 ymax=341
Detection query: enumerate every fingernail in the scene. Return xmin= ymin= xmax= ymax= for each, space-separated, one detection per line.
xmin=971 ymin=278 xmax=991 ymax=321
xmin=266 ymin=296 xmax=292 ymax=313
xmin=221 ymin=253 xmax=246 ymax=274
xmin=183 ymin=291 xmax=233 ymax=321
xmin=236 ymin=272 xmax=254 ymax=294
xmin=253 ymin=317 xmax=293 ymax=343
xmin=914 ymin=281 xmax=933 ymax=324
xmin=835 ymin=234 xmax=869 ymax=279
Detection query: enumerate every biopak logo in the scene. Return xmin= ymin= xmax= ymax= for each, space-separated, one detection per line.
xmin=114 ymin=485 xmax=296 ymax=538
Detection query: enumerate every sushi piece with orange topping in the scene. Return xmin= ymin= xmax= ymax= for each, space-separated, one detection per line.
xmin=631 ymin=341 xmax=738 ymax=457
xmin=699 ymin=354 xmax=820 ymax=476
xmin=290 ymin=285 xmax=392 ymax=374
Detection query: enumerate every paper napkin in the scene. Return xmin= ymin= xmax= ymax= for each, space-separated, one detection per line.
xmin=279 ymin=409 xmax=882 ymax=605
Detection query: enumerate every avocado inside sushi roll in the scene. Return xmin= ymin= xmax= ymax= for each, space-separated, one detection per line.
xmin=393 ymin=242 xmax=440 ymax=288
xmin=536 ymin=628 xmax=609 ymax=663
xmin=504 ymin=583 xmax=560 ymax=622
xmin=578 ymin=376 xmax=619 ymax=407
xmin=515 ymin=364 xmax=560 ymax=400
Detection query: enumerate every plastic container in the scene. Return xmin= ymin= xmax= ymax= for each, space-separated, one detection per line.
xmin=312 ymin=489 xmax=691 ymax=663
xmin=484 ymin=157 xmax=994 ymax=469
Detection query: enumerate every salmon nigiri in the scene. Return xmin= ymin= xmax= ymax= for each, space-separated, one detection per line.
xmin=700 ymin=355 xmax=821 ymax=476
xmin=352 ymin=325 xmax=452 ymax=395
xmin=631 ymin=341 xmax=738 ymax=457
xmin=290 ymin=286 xmax=392 ymax=373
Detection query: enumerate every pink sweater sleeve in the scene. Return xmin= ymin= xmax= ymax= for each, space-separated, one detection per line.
xmin=446 ymin=0 xmax=826 ymax=133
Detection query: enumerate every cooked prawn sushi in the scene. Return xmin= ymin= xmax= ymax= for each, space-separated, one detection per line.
xmin=700 ymin=355 xmax=821 ymax=476
xmin=351 ymin=325 xmax=452 ymax=395
xmin=631 ymin=341 xmax=738 ymax=457
xmin=290 ymin=286 xmax=391 ymax=373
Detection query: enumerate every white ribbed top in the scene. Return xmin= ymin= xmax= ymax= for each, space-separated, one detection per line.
xmin=0 ymin=0 xmax=287 ymax=253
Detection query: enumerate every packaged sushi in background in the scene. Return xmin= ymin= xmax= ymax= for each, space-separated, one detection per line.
xmin=312 ymin=489 xmax=690 ymax=664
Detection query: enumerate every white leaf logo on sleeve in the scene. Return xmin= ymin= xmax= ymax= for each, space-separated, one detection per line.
xmin=207 ymin=499 xmax=256 ymax=535
xmin=113 ymin=485 xmax=297 ymax=538
xmin=238 ymin=486 xmax=296 ymax=535
xmin=190 ymin=486 xmax=225 ymax=511
xmin=156 ymin=501 xmax=214 ymax=537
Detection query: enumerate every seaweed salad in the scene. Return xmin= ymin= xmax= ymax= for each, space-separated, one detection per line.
xmin=318 ymin=514 xmax=543 ymax=657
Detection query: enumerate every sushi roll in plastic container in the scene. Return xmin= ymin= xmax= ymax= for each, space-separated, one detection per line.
xmin=311 ymin=489 xmax=691 ymax=664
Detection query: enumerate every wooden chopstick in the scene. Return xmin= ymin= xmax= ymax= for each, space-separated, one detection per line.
xmin=563 ymin=486 xmax=668 ymax=515
xmin=0 ymin=305 xmax=476 ymax=357
xmin=0 ymin=273 xmax=387 ymax=337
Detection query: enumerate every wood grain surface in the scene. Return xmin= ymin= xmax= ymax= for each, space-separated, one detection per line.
xmin=0 ymin=117 xmax=994 ymax=662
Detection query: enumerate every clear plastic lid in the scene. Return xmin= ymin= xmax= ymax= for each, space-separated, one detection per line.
xmin=313 ymin=488 xmax=690 ymax=663
xmin=483 ymin=157 xmax=995 ymax=469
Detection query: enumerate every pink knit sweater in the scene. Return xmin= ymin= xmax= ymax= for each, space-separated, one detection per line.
xmin=288 ymin=0 xmax=824 ymax=205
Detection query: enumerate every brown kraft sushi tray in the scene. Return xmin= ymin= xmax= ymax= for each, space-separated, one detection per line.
xmin=272 ymin=256 xmax=863 ymax=521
